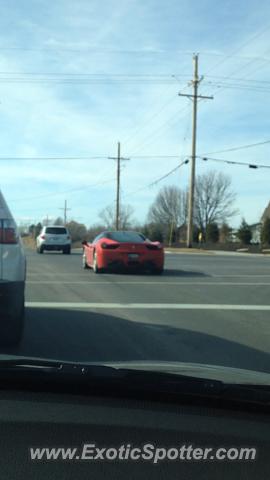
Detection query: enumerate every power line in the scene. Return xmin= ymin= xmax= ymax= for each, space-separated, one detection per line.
xmin=0 ymin=156 xmax=108 ymax=161
xmin=199 ymin=156 xmax=270 ymax=169
xmin=131 ymin=155 xmax=184 ymax=158
xmin=1 ymin=137 xmax=270 ymax=163
xmin=206 ymin=74 xmax=270 ymax=84
xmin=201 ymin=139 xmax=270 ymax=155
xmin=204 ymin=24 xmax=270 ymax=75
xmin=127 ymin=105 xmax=191 ymax=156
xmin=123 ymin=159 xmax=189 ymax=198
xmin=0 ymin=46 xmax=195 ymax=55
xmin=0 ymin=72 xmax=191 ymax=76
xmin=203 ymin=81 xmax=270 ymax=93
xmin=122 ymin=92 xmax=178 ymax=146
xmin=12 ymin=178 xmax=115 ymax=202
xmin=201 ymin=53 xmax=270 ymax=101
xmin=149 ymin=159 xmax=189 ymax=186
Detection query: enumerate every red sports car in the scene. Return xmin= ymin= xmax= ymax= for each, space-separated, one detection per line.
xmin=82 ymin=231 xmax=164 ymax=274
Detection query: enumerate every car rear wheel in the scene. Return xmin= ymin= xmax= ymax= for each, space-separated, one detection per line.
xmin=83 ymin=254 xmax=90 ymax=269
xmin=152 ymin=267 xmax=164 ymax=275
xmin=93 ymin=251 xmax=103 ymax=273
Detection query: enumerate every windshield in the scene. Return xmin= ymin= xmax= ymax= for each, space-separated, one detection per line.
xmin=0 ymin=0 xmax=270 ymax=394
xmin=105 ymin=232 xmax=146 ymax=243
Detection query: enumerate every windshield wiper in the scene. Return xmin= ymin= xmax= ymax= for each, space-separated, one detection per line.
xmin=0 ymin=357 xmax=125 ymax=378
xmin=0 ymin=357 xmax=269 ymax=410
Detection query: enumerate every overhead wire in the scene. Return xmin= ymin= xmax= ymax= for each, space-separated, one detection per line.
xmin=11 ymin=178 xmax=115 ymax=203
xmin=200 ymin=139 xmax=270 ymax=155
xmin=198 ymin=156 xmax=270 ymax=169
xmin=123 ymin=159 xmax=189 ymax=198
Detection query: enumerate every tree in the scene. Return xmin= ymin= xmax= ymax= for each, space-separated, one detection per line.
xmin=261 ymin=217 xmax=270 ymax=245
xmin=99 ymin=204 xmax=135 ymax=230
xmin=219 ymin=222 xmax=233 ymax=243
xmin=192 ymin=224 xmax=200 ymax=243
xmin=29 ymin=224 xmax=35 ymax=238
xmin=87 ymin=224 xmax=107 ymax=241
xmin=206 ymin=222 xmax=219 ymax=243
xmin=66 ymin=220 xmax=87 ymax=242
xmin=147 ymin=186 xmax=187 ymax=242
xmin=34 ymin=222 xmax=42 ymax=238
xmin=142 ymin=223 xmax=164 ymax=242
xmin=237 ymin=219 xmax=252 ymax=245
xmin=54 ymin=217 xmax=64 ymax=226
xmin=194 ymin=171 xmax=237 ymax=234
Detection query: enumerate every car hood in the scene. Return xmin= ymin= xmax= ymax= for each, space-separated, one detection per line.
xmin=0 ymin=356 xmax=269 ymax=386
xmin=102 ymin=360 xmax=270 ymax=385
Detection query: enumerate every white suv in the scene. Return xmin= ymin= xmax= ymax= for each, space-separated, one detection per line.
xmin=0 ymin=190 xmax=26 ymax=345
xmin=36 ymin=226 xmax=71 ymax=254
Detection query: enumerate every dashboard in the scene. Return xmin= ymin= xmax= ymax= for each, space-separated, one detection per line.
xmin=0 ymin=389 xmax=269 ymax=479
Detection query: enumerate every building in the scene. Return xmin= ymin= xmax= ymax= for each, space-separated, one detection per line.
xmin=250 ymin=223 xmax=261 ymax=244
xmin=262 ymin=201 xmax=270 ymax=223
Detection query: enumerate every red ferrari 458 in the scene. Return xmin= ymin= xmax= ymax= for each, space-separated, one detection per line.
xmin=82 ymin=231 xmax=164 ymax=274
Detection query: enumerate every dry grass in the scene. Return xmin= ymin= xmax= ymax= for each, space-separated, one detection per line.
xmin=165 ymin=247 xmax=214 ymax=254
xmin=21 ymin=236 xmax=36 ymax=249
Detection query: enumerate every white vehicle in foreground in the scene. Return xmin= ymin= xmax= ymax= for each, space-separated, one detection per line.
xmin=36 ymin=226 xmax=71 ymax=254
xmin=0 ymin=190 xmax=26 ymax=345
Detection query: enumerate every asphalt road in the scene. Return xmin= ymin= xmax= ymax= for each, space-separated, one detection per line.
xmin=5 ymin=248 xmax=270 ymax=374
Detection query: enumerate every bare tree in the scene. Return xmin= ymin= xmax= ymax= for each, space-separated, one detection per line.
xmin=194 ymin=171 xmax=237 ymax=233
xmin=148 ymin=186 xmax=187 ymax=227
xmin=99 ymin=204 xmax=135 ymax=230
xmin=54 ymin=217 xmax=64 ymax=226
xmin=66 ymin=220 xmax=87 ymax=242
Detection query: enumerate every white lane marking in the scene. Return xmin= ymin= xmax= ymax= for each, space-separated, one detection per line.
xmin=27 ymin=273 xmax=270 ymax=278
xmin=26 ymin=302 xmax=270 ymax=311
xmin=26 ymin=281 xmax=270 ymax=286
xmin=212 ymin=274 xmax=270 ymax=277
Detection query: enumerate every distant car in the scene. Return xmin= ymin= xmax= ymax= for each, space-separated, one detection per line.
xmin=0 ymin=190 xmax=26 ymax=345
xmin=82 ymin=231 xmax=164 ymax=274
xmin=36 ymin=226 xmax=71 ymax=254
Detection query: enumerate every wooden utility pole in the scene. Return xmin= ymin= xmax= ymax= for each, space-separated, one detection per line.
xmin=109 ymin=142 xmax=129 ymax=230
xmin=116 ymin=142 xmax=121 ymax=230
xmin=179 ymin=54 xmax=213 ymax=247
xmin=59 ymin=200 xmax=71 ymax=225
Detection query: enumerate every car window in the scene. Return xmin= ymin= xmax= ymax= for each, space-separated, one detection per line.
xmin=93 ymin=233 xmax=105 ymax=244
xmin=45 ymin=227 xmax=67 ymax=235
xmin=105 ymin=232 xmax=146 ymax=243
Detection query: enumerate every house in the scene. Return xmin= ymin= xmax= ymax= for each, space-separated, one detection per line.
xmin=261 ymin=201 xmax=270 ymax=223
xmin=250 ymin=223 xmax=261 ymax=244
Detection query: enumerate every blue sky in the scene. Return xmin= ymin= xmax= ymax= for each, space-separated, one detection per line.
xmin=0 ymin=0 xmax=270 ymax=228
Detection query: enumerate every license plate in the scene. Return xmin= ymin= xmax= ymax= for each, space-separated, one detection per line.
xmin=128 ymin=253 xmax=139 ymax=259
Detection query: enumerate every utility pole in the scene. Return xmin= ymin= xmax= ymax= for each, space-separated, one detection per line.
xmin=179 ymin=54 xmax=213 ymax=247
xmin=116 ymin=142 xmax=121 ymax=231
xmin=109 ymin=142 xmax=129 ymax=230
xmin=59 ymin=200 xmax=71 ymax=225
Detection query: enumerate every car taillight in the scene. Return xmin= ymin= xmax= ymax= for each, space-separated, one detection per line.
xmin=40 ymin=235 xmax=46 ymax=240
xmin=67 ymin=235 xmax=70 ymax=240
xmin=0 ymin=220 xmax=18 ymax=244
xmin=101 ymin=242 xmax=119 ymax=249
